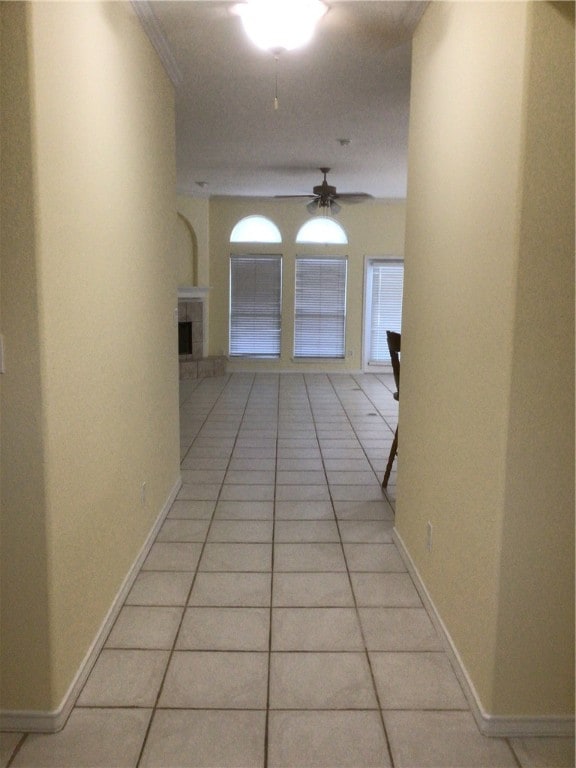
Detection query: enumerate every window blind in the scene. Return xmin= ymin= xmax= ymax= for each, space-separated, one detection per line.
xmin=368 ymin=260 xmax=404 ymax=363
xmin=294 ymin=257 xmax=347 ymax=358
xmin=229 ymin=255 xmax=282 ymax=357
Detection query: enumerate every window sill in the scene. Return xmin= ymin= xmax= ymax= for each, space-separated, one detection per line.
xmin=229 ymin=354 xmax=281 ymax=359
xmin=291 ymin=357 xmax=346 ymax=363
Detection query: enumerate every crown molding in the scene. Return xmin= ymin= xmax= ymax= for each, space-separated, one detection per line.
xmin=131 ymin=0 xmax=182 ymax=87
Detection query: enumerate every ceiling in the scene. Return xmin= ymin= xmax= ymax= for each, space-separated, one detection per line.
xmin=137 ymin=0 xmax=428 ymax=201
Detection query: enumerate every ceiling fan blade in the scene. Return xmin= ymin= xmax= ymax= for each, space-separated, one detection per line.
xmin=335 ymin=193 xmax=374 ymax=204
xmin=274 ymin=194 xmax=315 ymax=200
xmin=275 ymin=171 xmax=370 ymax=214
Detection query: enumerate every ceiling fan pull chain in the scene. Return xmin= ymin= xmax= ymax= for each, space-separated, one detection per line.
xmin=274 ymin=53 xmax=280 ymax=110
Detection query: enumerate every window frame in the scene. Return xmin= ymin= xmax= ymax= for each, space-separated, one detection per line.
xmin=362 ymin=256 xmax=404 ymax=371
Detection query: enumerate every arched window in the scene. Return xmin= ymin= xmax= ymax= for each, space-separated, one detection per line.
xmin=296 ymin=218 xmax=348 ymax=245
xmin=230 ymin=215 xmax=282 ymax=243
xmin=229 ymin=215 xmax=282 ymax=358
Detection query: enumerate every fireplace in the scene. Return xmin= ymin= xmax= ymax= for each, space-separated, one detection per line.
xmin=178 ymin=322 xmax=192 ymax=355
xmin=177 ymin=286 xmax=226 ymax=379
xmin=177 ymin=298 xmax=203 ymax=360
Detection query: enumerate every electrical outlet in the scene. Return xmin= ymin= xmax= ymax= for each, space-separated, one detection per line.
xmin=426 ymin=521 xmax=433 ymax=553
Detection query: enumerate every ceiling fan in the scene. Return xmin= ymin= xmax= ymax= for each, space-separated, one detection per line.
xmin=276 ymin=168 xmax=373 ymax=214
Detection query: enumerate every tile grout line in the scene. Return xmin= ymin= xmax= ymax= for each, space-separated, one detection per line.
xmin=506 ymin=738 xmax=525 ymax=768
xmin=72 ymin=378 xmax=231 ymax=727
xmin=327 ymin=373 xmax=397 ymax=512
xmin=328 ymin=373 xmax=506 ymax=759
xmin=332 ymin=373 xmax=393 ymax=482
xmin=19 ymin=375 xmax=225 ymax=768
xmin=263 ymin=372 xmax=281 ymax=768
xmin=179 ymin=374 xmax=232 ymax=467
xmin=4 ymin=374 xmax=566 ymax=768
xmin=104 ymin=647 xmax=443 ymax=655
xmin=348 ymin=372 xmax=398 ymax=507
xmin=41 ymin=703 xmax=483 ymax=713
xmin=134 ymin=372 xmax=258 ymax=768
xmin=320 ymin=372 xmax=397 ymax=768
xmin=298 ymin=373 xmax=395 ymax=767
xmin=5 ymin=733 xmax=27 ymax=768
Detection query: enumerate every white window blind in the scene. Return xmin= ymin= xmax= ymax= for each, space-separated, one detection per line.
xmin=294 ymin=257 xmax=347 ymax=358
xmin=229 ymin=255 xmax=282 ymax=357
xmin=368 ymin=260 xmax=404 ymax=363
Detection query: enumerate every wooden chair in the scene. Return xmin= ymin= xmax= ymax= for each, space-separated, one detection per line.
xmin=382 ymin=331 xmax=401 ymax=489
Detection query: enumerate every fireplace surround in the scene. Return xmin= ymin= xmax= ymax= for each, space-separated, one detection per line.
xmin=177 ymin=286 xmax=226 ymax=379
xmin=178 ymin=299 xmax=203 ymax=359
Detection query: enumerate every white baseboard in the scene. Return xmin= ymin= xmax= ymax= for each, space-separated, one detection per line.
xmin=393 ymin=528 xmax=575 ymax=739
xmin=0 ymin=475 xmax=182 ymax=734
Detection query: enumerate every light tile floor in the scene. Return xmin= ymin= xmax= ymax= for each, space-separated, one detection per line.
xmin=2 ymin=373 xmax=573 ymax=768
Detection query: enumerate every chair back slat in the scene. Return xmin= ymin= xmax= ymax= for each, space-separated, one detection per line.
xmin=386 ymin=330 xmax=401 ymax=398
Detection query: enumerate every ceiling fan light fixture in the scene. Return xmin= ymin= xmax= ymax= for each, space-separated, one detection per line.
xmin=237 ymin=0 xmax=327 ymax=52
xmin=306 ymin=198 xmax=340 ymax=216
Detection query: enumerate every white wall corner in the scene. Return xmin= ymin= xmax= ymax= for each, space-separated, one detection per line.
xmin=393 ymin=528 xmax=575 ymax=739
xmin=0 ymin=475 xmax=182 ymax=734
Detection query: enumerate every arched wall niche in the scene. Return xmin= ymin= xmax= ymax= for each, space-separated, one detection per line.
xmin=176 ymin=211 xmax=198 ymax=285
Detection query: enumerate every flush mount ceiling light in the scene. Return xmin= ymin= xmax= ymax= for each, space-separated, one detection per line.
xmin=236 ymin=0 xmax=327 ymax=53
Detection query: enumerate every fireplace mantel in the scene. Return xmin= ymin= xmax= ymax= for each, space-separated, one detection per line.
xmin=178 ymin=285 xmax=209 ymax=300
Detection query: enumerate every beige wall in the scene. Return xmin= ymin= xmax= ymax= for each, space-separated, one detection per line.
xmin=494 ymin=0 xmax=575 ymax=716
xmin=397 ymin=0 xmax=574 ymax=719
xmin=0 ymin=1 xmax=180 ymax=713
xmin=0 ymin=1 xmax=52 ymax=708
xmin=206 ymin=197 xmax=406 ymax=369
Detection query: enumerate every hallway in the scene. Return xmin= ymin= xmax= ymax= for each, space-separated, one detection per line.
xmin=2 ymin=373 xmax=572 ymax=767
